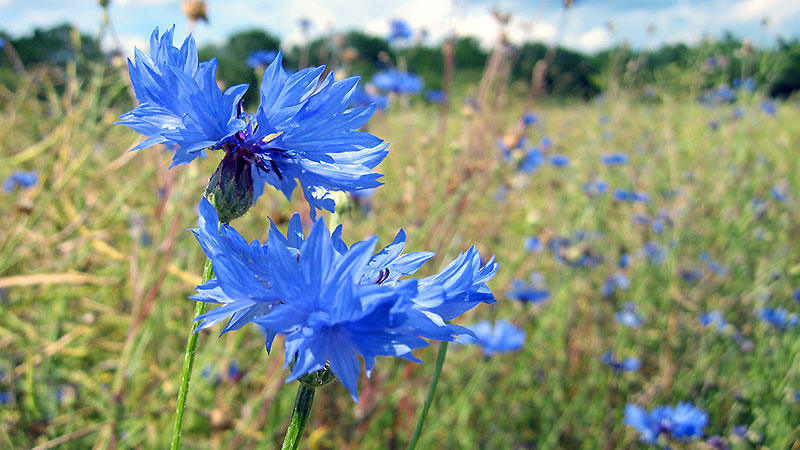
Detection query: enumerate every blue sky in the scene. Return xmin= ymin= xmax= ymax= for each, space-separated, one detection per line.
xmin=1 ymin=0 xmax=798 ymax=55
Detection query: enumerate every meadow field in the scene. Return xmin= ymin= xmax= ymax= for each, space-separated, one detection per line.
xmin=2 ymin=37 xmax=800 ymax=449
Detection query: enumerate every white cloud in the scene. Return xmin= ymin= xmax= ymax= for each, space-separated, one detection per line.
xmin=730 ymin=0 xmax=800 ymax=26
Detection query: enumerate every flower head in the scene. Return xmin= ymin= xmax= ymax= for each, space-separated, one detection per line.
xmin=601 ymin=152 xmax=629 ymax=165
xmin=625 ymin=402 xmax=708 ymax=443
xmin=602 ymin=352 xmax=640 ymax=372
xmin=388 ymin=19 xmax=413 ymax=42
xmin=118 ymin=27 xmax=388 ymax=218
xmin=425 ymin=89 xmax=447 ymax=103
xmin=759 ymin=307 xmax=798 ymax=330
xmin=372 ymin=69 xmax=423 ymax=95
xmin=246 ymin=49 xmax=278 ymax=68
xmin=615 ymin=302 xmax=643 ymax=328
xmin=460 ymin=320 xmax=525 ymax=357
xmin=190 ymin=197 xmax=497 ymax=400
xmin=3 ymin=170 xmax=38 ymax=192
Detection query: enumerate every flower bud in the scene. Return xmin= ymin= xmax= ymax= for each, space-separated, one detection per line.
xmin=204 ymin=149 xmax=253 ymax=224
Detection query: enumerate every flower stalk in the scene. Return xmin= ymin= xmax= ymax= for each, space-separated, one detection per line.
xmin=406 ymin=341 xmax=449 ymax=450
xmin=169 ymin=258 xmax=213 ymax=450
xmin=280 ymin=381 xmax=316 ymax=450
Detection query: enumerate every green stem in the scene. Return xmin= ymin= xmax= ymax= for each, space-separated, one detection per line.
xmin=407 ymin=341 xmax=449 ymax=450
xmin=169 ymin=258 xmax=213 ymax=450
xmin=281 ymin=382 xmax=316 ymax=450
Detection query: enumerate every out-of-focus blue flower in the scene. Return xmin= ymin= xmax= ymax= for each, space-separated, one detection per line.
xmin=227 ymin=360 xmax=245 ymax=381
xmin=191 ymin=197 xmax=497 ymax=399
xmin=601 ymin=152 xmax=629 ymax=165
xmin=540 ymin=136 xmax=552 ymax=150
xmin=733 ymin=77 xmax=755 ymax=92
xmin=793 ymin=288 xmax=800 ymax=303
xmin=760 ymin=101 xmax=776 ymax=116
xmin=642 ymin=242 xmax=665 ymax=264
xmin=506 ymin=279 xmax=549 ymax=304
xmin=701 ymin=253 xmax=728 ymax=277
xmin=3 ymin=170 xmax=38 ymax=192
xmin=602 ymin=352 xmax=640 ymax=372
xmin=460 ymin=320 xmax=525 ymax=357
xmin=246 ymin=49 xmax=277 ymax=68
xmin=603 ymin=271 xmax=630 ymax=297
xmin=771 ymin=184 xmax=789 ymax=202
xmin=615 ymin=302 xmax=643 ymax=328
xmin=524 ymin=236 xmax=541 ymax=252
xmin=350 ymin=187 xmax=376 ymax=215
xmin=118 ymin=28 xmax=389 ymax=218
xmin=388 ymin=19 xmax=413 ymax=42
xmin=550 ymin=155 xmax=569 ymax=167
xmin=732 ymin=425 xmax=747 ymax=438
xmin=0 ymin=390 xmax=13 ymax=404
xmin=614 ymin=189 xmax=649 ymax=203
xmin=583 ymin=180 xmax=608 ymax=197
xmin=619 ymin=253 xmax=631 ymax=269
xmin=522 ymin=111 xmax=538 ymax=126
xmin=372 ymin=69 xmax=423 ymax=94
xmin=425 ymin=89 xmax=446 ymax=103
xmin=759 ymin=307 xmax=798 ymax=330
xmin=625 ymin=402 xmax=708 ymax=443
xmin=351 ymin=85 xmax=388 ymax=110
xmin=681 ymin=268 xmax=704 ymax=284
xmin=519 ymin=148 xmax=545 ymax=173
xmin=700 ymin=310 xmax=729 ymax=332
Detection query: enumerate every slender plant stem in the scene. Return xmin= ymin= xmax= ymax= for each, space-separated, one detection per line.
xmin=407 ymin=341 xmax=449 ymax=450
xmin=169 ymin=258 xmax=213 ymax=450
xmin=281 ymin=382 xmax=316 ymax=450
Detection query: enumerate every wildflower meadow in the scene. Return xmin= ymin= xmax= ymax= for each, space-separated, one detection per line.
xmin=1 ymin=1 xmax=800 ymax=448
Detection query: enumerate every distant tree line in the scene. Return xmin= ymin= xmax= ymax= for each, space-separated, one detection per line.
xmin=2 ymin=24 xmax=799 ymax=102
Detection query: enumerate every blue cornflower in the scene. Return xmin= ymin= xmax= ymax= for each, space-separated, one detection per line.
xmin=388 ymin=19 xmax=413 ymax=42
xmin=519 ymin=148 xmax=545 ymax=173
xmin=614 ymin=189 xmax=649 ymax=203
xmin=522 ymin=112 xmax=538 ymax=126
xmin=3 ymin=170 xmax=38 ymax=192
xmin=602 ymin=352 xmax=640 ymax=372
xmin=246 ymin=49 xmax=277 ymax=68
xmin=540 ymin=136 xmax=552 ymax=150
xmin=615 ymin=302 xmax=643 ymax=328
xmin=619 ymin=252 xmax=631 ymax=269
xmin=760 ymin=101 xmax=776 ymax=116
xmin=524 ymin=236 xmax=542 ymax=252
xmin=793 ymin=288 xmax=800 ymax=302
xmin=625 ymin=402 xmax=708 ymax=443
xmin=0 ymin=390 xmax=13 ymax=404
xmin=425 ymin=89 xmax=446 ymax=103
xmin=603 ymin=271 xmax=630 ymax=297
xmin=460 ymin=320 xmax=525 ymax=357
xmin=118 ymin=27 xmax=388 ymax=217
xmin=191 ymin=197 xmax=497 ymax=399
xmin=733 ymin=77 xmax=756 ymax=92
xmin=770 ymin=184 xmax=789 ymax=202
xmin=351 ymin=85 xmax=388 ymax=110
xmin=601 ymin=152 xmax=629 ymax=165
xmin=506 ymin=279 xmax=549 ymax=304
xmin=759 ymin=307 xmax=798 ymax=330
xmin=550 ymin=155 xmax=569 ymax=167
xmin=583 ymin=180 xmax=608 ymax=197
xmin=700 ymin=253 xmax=728 ymax=277
xmin=372 ymin=69 xmax=423 ymax=95
xmin=641 ymin=242 xmax=665 ymax=264
xmin=700 ymin=310 xmax=729 ymax=332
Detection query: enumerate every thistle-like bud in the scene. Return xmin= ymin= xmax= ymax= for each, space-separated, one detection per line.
xmin=204 ymin=149 xmax=253 ymax=224
xmin=181 ymin=0 xmax=208 ymax=23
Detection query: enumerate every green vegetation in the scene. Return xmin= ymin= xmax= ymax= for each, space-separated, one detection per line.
xmin=1 ymin=25 xmax=800 ymax=449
